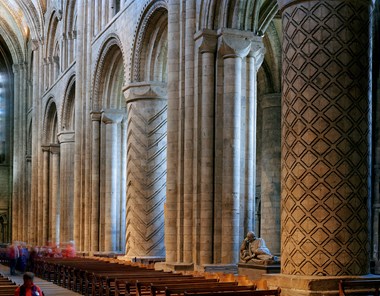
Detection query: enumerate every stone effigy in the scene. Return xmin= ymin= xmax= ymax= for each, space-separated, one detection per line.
xmin=240 ymin=231 xmax=279 ymax=265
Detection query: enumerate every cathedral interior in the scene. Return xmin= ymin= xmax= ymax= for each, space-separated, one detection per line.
xmin=0 ymin=0 xmax=379 ymax=294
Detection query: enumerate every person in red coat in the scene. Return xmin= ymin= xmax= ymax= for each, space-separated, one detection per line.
xmin=14 ymin=272 xmax=43 ymax=296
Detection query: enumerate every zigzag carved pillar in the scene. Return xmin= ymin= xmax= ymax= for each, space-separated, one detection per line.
xmin=123 ymin=82 xmax=167 ymax=258
xmin=270 ymin=0 xmax=373 ymax=294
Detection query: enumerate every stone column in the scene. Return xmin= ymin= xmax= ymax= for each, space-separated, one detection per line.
xmin=123 ymin=82 xmax=167 ymax=258
xmin=278 ymin=0 xmax=371 ymax=279
xmin=58 ymin=131 xmax=75 ymax=242
xmin=218 ymin=29 xmax=251 ymax=264
xmin=243 ymin=46 xmax=264 ymax=236
xmin=165 ymin=0 xmax=180 ymax=263
xmin=101 ymin=109 xmax=123 ymax=252
xmin=49 ymin=144 xmax=60 ymax=244
xmin=260 ymin=93 xmax=281 ymax=254
xmin=42 ymin=145 xmax=50 ymax=243
xmin=91 ymin=112 xmax=101 ymax=251
xmin=194 ymin=29 xmax=217 ymax=265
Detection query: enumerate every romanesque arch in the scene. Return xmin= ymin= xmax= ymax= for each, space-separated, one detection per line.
xmin=91 ymin=35 xmax=126 ymax=253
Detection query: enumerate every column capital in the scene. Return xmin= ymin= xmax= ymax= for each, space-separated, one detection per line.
xmin=90 ymin=111 xmax=102 ymax=121
xmin=261 ymin=93 xmax=281 ymax=109
xmin=123 ymin=81 xmax=167 ymax=103
xmin=31 ymin=39 xmax=40 ymax=51
xmin=58 ymin=131 xmax=75 ymax=144
xmin=50 ymin=144 xmax=60 ymax=154
xmin=217 ymin=28 xmax=260 ymax=59
xmin=101 ymin=109 xmax=124 ymax=124
xmin=247 ymin=42 xmax=266 ymax=69
xmin=42 ymin=145 xmax=50 ymax=152
xmin=195 ymin=29 xmax=217 ymax=53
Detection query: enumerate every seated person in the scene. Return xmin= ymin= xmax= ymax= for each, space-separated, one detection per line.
xmin=240 ymin=231 xmax=276 ymax=263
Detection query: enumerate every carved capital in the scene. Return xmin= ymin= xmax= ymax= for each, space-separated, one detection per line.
xmin=90 ymin=111 xmax=102 ymax=121
xmin=31 ymin=39 xmax=39 ymax=51
xmin=101 ymin=109 xmax=124 ymax=124
xmin=195 ymin=29 xmax=217 ymax=53
xmin=42 ymin=145 xmax=50 ymax=152
xmin=261 ymin=93 xmax=281 ymax=109
xmin=217 ymin=28 xmax=257 ymax=59
xmin=58 ymin=131 xmax=75 ymax=144
xmin=123 ymin=81 xmax=167 ymax=103
xmin=247 ymin=42 xmax=266 ymax=69
xmin=50 ymin=144 xmax=60 ymax=154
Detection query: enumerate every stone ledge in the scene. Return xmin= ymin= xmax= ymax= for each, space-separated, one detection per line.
xmin=155 ymin=262 xmax=194 ymax=272
xmin=238 ymin=262 xmax=280 ymax=280
xmin=263 ymin=273 xmax=380 ymax=296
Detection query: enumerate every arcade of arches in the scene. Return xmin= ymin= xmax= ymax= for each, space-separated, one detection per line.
xmin=0 ymin=0 xmax=379 ymax=294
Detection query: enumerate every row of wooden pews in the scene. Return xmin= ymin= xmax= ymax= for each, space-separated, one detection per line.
xmin=33 ymin=257 xmax=281 ymax=296
xmin=0 ymin=274 xmax=18 ymax=296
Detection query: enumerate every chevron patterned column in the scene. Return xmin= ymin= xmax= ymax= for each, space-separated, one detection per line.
xmin=123 ymin=82 xmax=167 ymax=258
xmin=279 ymin=0 xmax=372 ymax=276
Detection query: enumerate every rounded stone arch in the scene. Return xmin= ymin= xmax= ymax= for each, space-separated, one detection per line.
xmin=198 ymin=0 xmax=278 ymax=34
xmin=130 ymin=0 xmax=168 ymax=82
xmin=0 ymin=19 xmax=23 ymax=64
xmin=64 ymin=0 xmax=77 ymax=33
xmin=60 ymin=74 xmax=76 ymax=132
xmin=92 ymin=34 xmax=126 ymax=111
xmin=44 ymin=10 xmax=60 ymax=59
xmin=43 ymin=98 xmax=59 ymax=144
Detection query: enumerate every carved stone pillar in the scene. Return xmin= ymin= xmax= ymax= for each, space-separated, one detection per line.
xmin=58 ymin=131 xmax=75 ymax=242
xmin=260 ymin=93 xmax=281 ymax=254
xmin=49 ymin=144 xmax=60 ymax=244
xmin=123 ymin=81 xmax=167 ymax=258
xmin=266 ymin=0 xmax=374 ymax=294
xmin=217 ymin=29 xmax=255 ymax=264
xmin=91 ymin=112 xmax=101 ymax=252
xmin=101 ymin=109 xmax=124 ymax=252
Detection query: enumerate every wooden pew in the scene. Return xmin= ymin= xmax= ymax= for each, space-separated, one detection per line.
xmin=150 ymin=281 xmax=239 ymax=296
xmin=184 ymin=288 xmax=281 ymax=296
xmin=165 ymin=284 xmax=257 ymax=296
xmin=133 ymin=278 xmax=219 ymax=296
xmin=339 ymin=279 xmax=380 ymax=296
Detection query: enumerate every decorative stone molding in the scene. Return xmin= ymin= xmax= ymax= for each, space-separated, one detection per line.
xmin=123 ymin=81 xmax=167 ymax=103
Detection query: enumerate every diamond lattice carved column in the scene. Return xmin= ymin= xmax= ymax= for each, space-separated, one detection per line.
xmin=279 ymin=0 xmax=371 ymax=276
xmin=123 ymin=82 xmax=167 ymax=258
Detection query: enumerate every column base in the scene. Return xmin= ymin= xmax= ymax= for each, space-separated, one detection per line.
xmin=238 ymin=262 xmax=280 ymax=280
xmin=155 ymin=262 xmax=194 ymax=272
xmin=263 ymin=273 xmax=380 ymax=296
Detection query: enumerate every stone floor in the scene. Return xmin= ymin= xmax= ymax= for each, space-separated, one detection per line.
xmin=0 ymin=264 xmax=80 ymax=295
